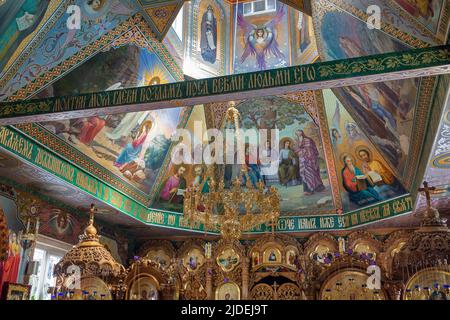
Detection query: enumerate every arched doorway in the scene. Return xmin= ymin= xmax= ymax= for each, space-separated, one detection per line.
xmin=250 ymin=276 xmax=301 ymax=300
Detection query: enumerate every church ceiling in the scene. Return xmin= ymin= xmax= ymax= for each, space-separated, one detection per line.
xmin=311 ymin=0 xmax=447 ymax=189
xmin=0 ymin=0 xmax=448 ymax=237
xmin=415 ymin=79 xmax=450 ymax=220
xmin=136 ymin=0 xmax=185 ymax=40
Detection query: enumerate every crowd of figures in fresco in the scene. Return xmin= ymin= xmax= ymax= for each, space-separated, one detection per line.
xmin=154 ymin=96 xmax=335 ymax=214
xmin=154 ymin=93 xmax=407 ymax=214
xmin=324 ymin=89 xmax=406 ymax=211
xmin=38 ymin=45 xmax=185 ymax=194
xmin=1 ymin=0 xmax=434 ymax=216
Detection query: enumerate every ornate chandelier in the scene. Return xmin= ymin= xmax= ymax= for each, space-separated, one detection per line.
xmin=53 ymin=205 xmax=126 ymax=299
xmin=183 ymin=104 xmax=281 ymax=241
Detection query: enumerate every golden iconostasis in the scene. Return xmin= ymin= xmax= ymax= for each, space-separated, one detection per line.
xmin=72 ymin=230 xmax=447 ymax=301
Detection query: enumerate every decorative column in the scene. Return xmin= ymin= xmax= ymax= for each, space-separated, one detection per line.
xmin=302 ymin=282 xmax=319 ymax=300
xmin=160 ymin=284 xmax=177 ymax=300
xmin=206 ymin=259 xmax=213 ymax=300
xmin=384 ymin=281 xmax=404 ymax=300
xmin=241 ymin=257 xmax=249 ymax=299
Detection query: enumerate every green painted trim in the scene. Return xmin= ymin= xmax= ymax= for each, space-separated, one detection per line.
xmin=249 ymin=194 xmax=413 ymax=233
xmin=0 ymin=45 xmax=449 ymax=125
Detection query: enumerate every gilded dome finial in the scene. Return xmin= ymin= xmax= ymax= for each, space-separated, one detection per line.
xmin=83 ymin=204 xmax=98 ymax=238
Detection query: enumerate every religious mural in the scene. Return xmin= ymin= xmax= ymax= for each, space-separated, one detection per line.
xmin=200 ymin=3 xmax=218 ymax=64
xmin=215 ymin=282 xmax=240 ymax=300
xmin=223 ymin=96 xmax=335 ymax=214
xmin=314 ymin=5 xmax=420 ymax=174
xmin=290 ymin=10 xmax=318 ymax=64
xmin=129 ymin=276 xmax=159 ymax=300
xmin=38 ymin=208 xmax=84 ymax=245
xmin=183 ymin=248 xmax=205 ymax=272
xmin=0 ymin=0 xmax=50 ymax=71
xmin=233 ymin=1 xmax=290 ymax=73
xmin=323 ymin=89 xmax=407 ymax=211
xmin=152 ymin=106 xmax=208 ymax=212
xmin=0 ymin=0 xmax=136 ymax=100
xmin=38 ymin=45 xmax=189 ymax=195
xmin=393 ymin=0 xmax=445 ymax=33
xmin=423 ymin=86 xmax=450 ymax=186
xmin=328 ymin=0 xmax=446 ymax=45
xmin=185 ymin=0 xmax=227 ymax=77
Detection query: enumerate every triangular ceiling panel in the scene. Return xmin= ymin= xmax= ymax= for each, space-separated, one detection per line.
xmin=322 ymin=89 xmax=408 ymax=212
xmin=11 ymin=20 xmax=186 ymax=207
xmin=0 ymin=0 xmax=138 ymax=101
xmin=311 ymin=0 xmax=436 ymax=187
xmin=139 ymin=0 xmax=184 ymax=40
xmin=181 ymin=95 xmax=341 ymax=216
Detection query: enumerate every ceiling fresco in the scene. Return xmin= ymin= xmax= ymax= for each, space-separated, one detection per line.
xmin=415 ymin=79 xmax=450 ymax=220
xmin=0 ymin=0 xmax=448 ymax=237
xmin=136 ymin=0 xmax=185 ymax=40
xmin=311 ymin=0 xmax=441 ymax=188
xmin=325 ymin=0 xmax=449 ymax=44
xmin=322 ymin=89 xmax=408 ymax=212
xmin=0 ymin=0 xmax=138 ymax=101
xmin=36 ymin=43 xmax=189 ymax=196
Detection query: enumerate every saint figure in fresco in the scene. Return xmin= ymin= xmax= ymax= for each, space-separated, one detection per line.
xmin=261 ymin=140 xmax=279 ymax=185
xmin=114 ymin=120 xmax=153 ymax=169
xmin=348 ymin=85 xmax=398 ymax=131
xmin=357 ymin=148 xmax=394 ymax=186
xmin=0 ymin=231 xmax=22 ymax=293
xmin=192 ymin=165 xmax=209 ymax=193
xmin=76 ymin=117 xmax=106 ymax=145
xmin=200 ymin=5 xmax=217 ymax=64
xmin=159 ymin=166 xmax=187 ymax=204
xmin=357 ymin=147 xmax=403 ymax=199
xmin=293 ymin=130 xmax=325 ymax=195
xmin=277 ymin=140 xmax=297 ymax=186
xmin=341 ymin=155 xmax=380 ymax=206
xmin=237 ymin=5 xmax=286 ymax=70
xmin=331 ymin=128 xmax=342 ymax=146
xmin=242 ymin=144 xmax=263 ymax=188
xmin=297 ymin=13 xmax=311 ymax=52
xmin=344 ymin=122 xmax=363 ymax=143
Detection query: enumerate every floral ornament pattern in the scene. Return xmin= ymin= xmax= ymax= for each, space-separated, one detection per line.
xmin=318 ymin=49 xmax=449 ymax=78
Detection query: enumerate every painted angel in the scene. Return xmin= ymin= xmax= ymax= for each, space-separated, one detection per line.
xmin=237 ymin=4 xmax=286 ymax=70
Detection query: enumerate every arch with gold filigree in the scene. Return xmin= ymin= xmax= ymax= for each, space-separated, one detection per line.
xmin=319 ymin=268 xmax=387 ymax=300
xmin=248 ymin=234 xmax=303 ymax=300
xmin=303 ymin=232 xmax=339 ymax=267
xmin=347 ymin=230 xmax=382 ymax=262
xmin=124 ymin=259 xmax=178 ymax=300
xmin=403 ymin=267 xmax=450 ymax=300
xmin=250 ymin=277 xmax=302 ymax=300
xmin=177 ymin=239 xmax=208 ymax=300
xmin=138 ymin=240 xmax=176 ymax=269
xmin=381 ymin=230 xmax=411 ymax=277
xmin=212 ymin=239 xmax=245 ymax=299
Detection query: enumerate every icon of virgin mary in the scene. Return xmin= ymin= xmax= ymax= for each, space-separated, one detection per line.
xmin=200 ymin=5 xmax=217 ymax=64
